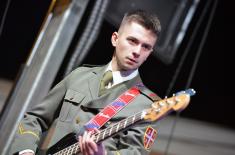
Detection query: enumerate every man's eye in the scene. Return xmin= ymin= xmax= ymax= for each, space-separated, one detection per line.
xmin=128 ymin=38 xmax=137 ymax=44
xmin=142 ymin=45 xmax=152 ymax=51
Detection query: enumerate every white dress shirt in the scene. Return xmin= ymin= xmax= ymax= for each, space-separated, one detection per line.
xmin=105 ymin=61 xmax=138 ymax=88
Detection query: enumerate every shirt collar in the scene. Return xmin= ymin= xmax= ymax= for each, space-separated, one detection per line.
xmin=105 ymin=61 xmax=139 ymax=86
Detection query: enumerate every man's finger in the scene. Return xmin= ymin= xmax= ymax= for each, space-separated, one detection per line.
xmin=78 ymin=136 xmax=83 ymax=153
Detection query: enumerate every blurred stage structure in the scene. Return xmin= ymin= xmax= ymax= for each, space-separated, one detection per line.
xmin=105 ymin=0 xmax=200 ymax=64
xmin=1 ymin=0 xmax=234 ymax=155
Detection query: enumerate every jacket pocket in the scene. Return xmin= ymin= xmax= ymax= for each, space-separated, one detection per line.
xmin=59 ymin=89 xmax=85 ymax=122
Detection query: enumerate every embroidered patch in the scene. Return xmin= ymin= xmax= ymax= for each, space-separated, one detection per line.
xmin=18 ymin=123 xmax=39 ymax=139
xmin=143 ymin=126 xmax=157 ymax=150
xmin=85 ymin=87 xmax=140 ymax=131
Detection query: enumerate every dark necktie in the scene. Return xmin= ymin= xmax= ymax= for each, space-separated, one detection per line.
xmin=99 ymin=70 xmax=113 ymax=96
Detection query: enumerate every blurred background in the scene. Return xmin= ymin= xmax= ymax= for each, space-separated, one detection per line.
xmin=0 ymin=0 xmax=233 ymax=154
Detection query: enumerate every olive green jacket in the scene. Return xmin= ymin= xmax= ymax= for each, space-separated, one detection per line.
xmin=9 ymin=65 xmax=161 ymax=155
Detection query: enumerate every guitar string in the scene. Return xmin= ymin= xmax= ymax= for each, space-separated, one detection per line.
xmin=54 ymin=112 xmax=143 ymax=155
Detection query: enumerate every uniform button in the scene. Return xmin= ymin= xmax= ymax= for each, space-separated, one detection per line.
xmin=70 ymin=97 xmax=74 ymax=100
xmin=76 ymin=117 xmax=80 ymax=124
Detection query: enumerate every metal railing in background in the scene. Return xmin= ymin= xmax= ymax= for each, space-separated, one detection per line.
xmin=0 ymin=0 xmax=90 ymax=154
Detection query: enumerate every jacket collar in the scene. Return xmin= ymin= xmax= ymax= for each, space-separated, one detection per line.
xmin=86 ymin=69 xmax=143 ymax=109
xmin=88 ymin=65 xmax=107 ymax=99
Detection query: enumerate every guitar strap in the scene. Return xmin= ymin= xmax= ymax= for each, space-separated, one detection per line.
xmin=84 ymin=83 xmax=144 ymax=131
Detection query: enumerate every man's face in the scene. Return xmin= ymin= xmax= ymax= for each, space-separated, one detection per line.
xmin=111 ymin=22 xmax=157 ymax=71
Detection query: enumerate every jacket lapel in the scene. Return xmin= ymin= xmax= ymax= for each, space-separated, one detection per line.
xmin=85 ymin=74 xmax=143 ymax=109
xmin=88 ymin=66 xmax=106 ymax=99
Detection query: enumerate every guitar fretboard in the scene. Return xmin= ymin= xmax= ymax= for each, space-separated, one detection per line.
xmin=53 ymin=111 xmax=144 ymax=155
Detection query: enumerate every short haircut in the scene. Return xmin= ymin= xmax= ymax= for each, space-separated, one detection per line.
xmin=119 ymin=9 xmax=161 ymax=37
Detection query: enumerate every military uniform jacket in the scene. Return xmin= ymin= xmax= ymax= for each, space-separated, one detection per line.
xmin=9 ymin=65 xmax=161 ymax=155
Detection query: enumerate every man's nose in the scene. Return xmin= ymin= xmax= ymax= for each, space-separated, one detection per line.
xmin=133 ymin=45 xmax=141 ymax=58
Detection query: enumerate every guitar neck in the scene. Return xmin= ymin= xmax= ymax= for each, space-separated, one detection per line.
xmin=54 ymin=111 xmax=145 ymax=155
xmin=94 ymin=111 xmax=144 ymax=142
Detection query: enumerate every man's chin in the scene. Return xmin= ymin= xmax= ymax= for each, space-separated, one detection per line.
xmin=122 ymin=64 xmax=138 ymax=71
xmin=117 ymin=61 xmax=138 ymax=71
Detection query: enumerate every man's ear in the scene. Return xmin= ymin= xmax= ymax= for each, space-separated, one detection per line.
xmin=111 ymin=32 xmax=118 ymax=47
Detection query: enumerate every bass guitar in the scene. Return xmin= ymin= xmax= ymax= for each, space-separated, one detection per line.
xmin=42 ymin=89 xmax=196 ymax=155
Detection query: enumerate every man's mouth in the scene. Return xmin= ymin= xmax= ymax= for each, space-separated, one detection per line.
xmin=127 ymin=57 xmax=137 ymax=64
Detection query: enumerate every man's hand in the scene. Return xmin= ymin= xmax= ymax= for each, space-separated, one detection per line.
xmin=78 ymin=130 xmax=106 ymax=155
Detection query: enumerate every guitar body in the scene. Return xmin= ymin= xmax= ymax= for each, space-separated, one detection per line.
xmin=39 ymin=133 xmax=78 ymax=155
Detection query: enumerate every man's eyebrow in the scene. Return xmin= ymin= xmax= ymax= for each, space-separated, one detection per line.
xmin=143 ymin=43 xmax=152 ymax=47
xmin=127 ymin=36 xmax=138 ymax=40
xmin=127 ymin=36 xmax=153 ymax=48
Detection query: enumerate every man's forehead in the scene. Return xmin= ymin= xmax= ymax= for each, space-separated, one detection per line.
xmin=121 ymin=22 xmax=157 ymax=38
xmin=129 ymin=23 xmax=156 ymax=40
xmin=121 ymin=21 xmax=150 ymax=30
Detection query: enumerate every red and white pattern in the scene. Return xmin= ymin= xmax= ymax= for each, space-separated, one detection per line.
xmin=144 ymin=126 xmax=157 ymax=150
xmin=85 ymin=86 xmax=141 ymax=131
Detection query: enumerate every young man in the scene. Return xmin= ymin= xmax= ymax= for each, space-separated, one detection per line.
xmin=9 ymin=9 xmax=161 ymax=155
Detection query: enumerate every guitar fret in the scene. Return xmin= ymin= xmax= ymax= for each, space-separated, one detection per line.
xmin=102 ymin=128 xmax=106 ymax=140
xmin=120 ymin=120 xmax=124 ymax=129
xmin=102 ymin=127 xmax=109 ymax=138
xmin=109 ymin=126 xmax=113 ymax=136
xmin=111 ymin=124 xmax=116 ymax=135
xmin=127 ymin=116 xmax=132 ymax=126
xmin=96 ymin=132 xmax=101 ymax=142
xmin=116 ymin=122 xmax=120 ymax=132
xmin=124 ymin=119 xmax=127 ymax=128
xmin=132 ymin=115 xmax=135 ymax=124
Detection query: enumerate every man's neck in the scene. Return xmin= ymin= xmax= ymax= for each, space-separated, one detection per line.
xmin=106 ymin=61 xmax=138 ymax=87
xmin=111 ymin=58 xmax=136 ymax=75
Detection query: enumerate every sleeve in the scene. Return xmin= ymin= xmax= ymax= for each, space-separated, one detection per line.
xmin=8 ymin=76 xmax=67 ymax=154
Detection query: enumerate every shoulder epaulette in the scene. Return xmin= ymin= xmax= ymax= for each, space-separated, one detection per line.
xmin=138 ymin=85 xmax=162 ymax=101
